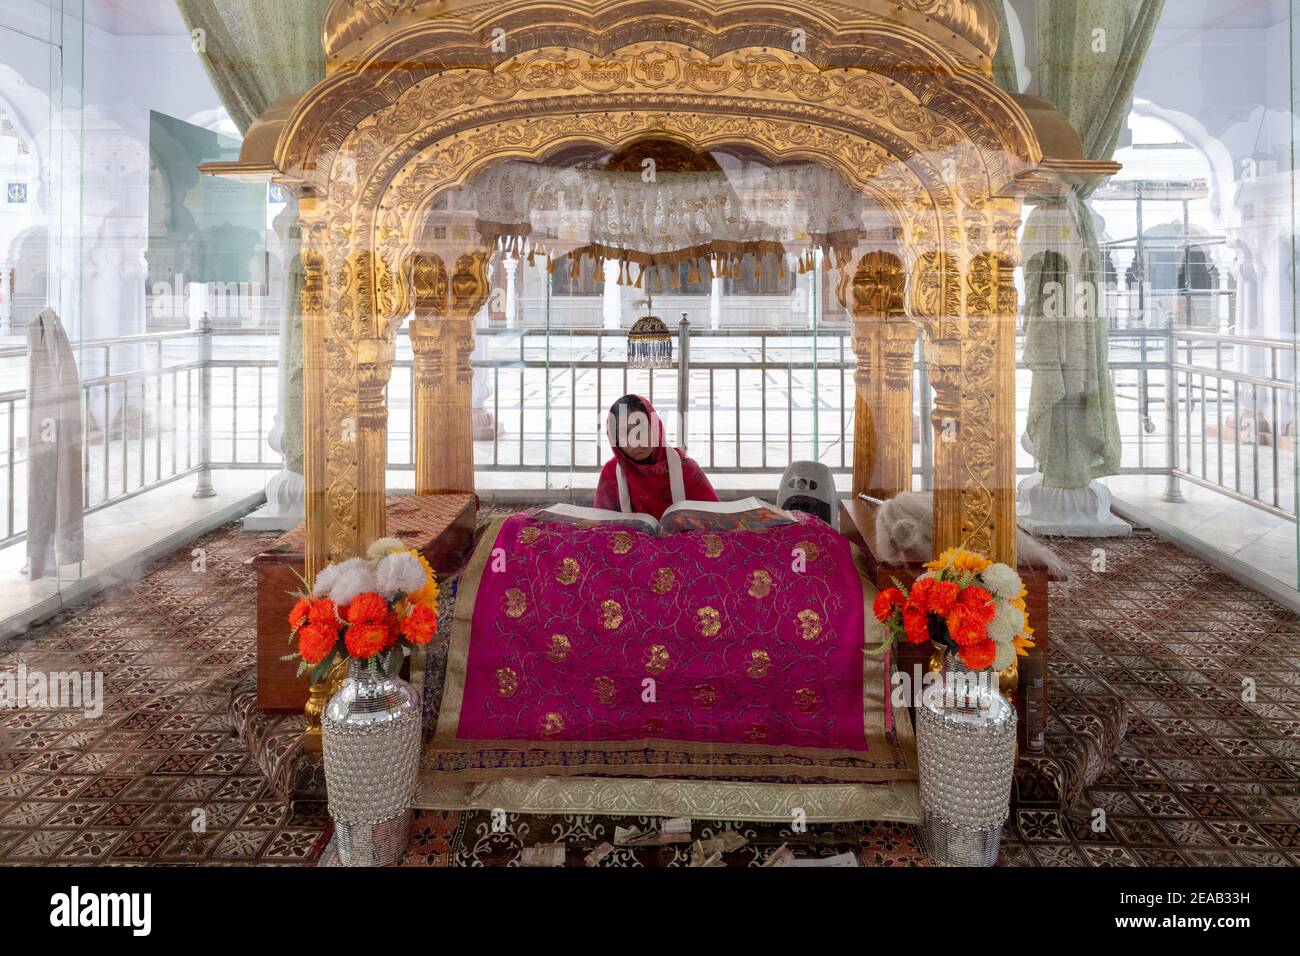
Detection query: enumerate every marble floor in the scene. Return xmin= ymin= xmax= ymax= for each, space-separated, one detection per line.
xmin=1106 ymin=474 xmax=1299 ymax=599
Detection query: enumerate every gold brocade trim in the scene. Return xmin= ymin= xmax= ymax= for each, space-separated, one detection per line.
xmin=412 ymin=774 xmax=923 ymax=825
xmin=856 ymin=545 xmax=917 ymax=773
xmin=432 ymin=516 xmax=508 ymax=742
xmin=431 ymin=519 xmax=919 ymax=782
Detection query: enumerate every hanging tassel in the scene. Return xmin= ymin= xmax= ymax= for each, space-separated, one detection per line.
xmin=633 ymin=264 xmax=643 ymax=288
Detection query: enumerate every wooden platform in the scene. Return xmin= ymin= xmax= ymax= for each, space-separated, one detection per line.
xmin=839 ymin=498 xmax=1065 ymax=753
xmin=250 ymin=494 xmax=477 ymax=712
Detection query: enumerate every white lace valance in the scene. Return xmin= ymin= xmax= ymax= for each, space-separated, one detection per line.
xmin=442 ymin=161 xmax=870 ymax=278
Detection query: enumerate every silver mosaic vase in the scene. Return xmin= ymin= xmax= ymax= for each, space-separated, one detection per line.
xmin=916 ymin=646 xmax=1017 ymax=867
xmin=322 ymin=657 xmax=421 ymax=866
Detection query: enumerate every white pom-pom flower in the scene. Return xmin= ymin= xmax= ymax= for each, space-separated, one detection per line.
xmin=376 ymin=551 xmax=428 ymax=600
xmin=366 ymin=537 xmax=408 ymax=561
xmin=992 ymin=637 xmax=1017 ymax=671
xmin=980 ymin=562 xmax=1023 ymax=600
xmin=311 ymin=562 xmax=340 ymax=598
xmin=987 ymin=600 xmax=1026 ymax=643
xmin=321 ymin=557 xmax=378 ymax=607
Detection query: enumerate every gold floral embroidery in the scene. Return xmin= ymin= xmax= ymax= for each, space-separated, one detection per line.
xmin=642 ymin=716 xmax=665 ymax=735
xmin=556 ymin=557 xmax=580 ymax=586
xmin=593 ymin=676 xmax=617 ymax=704
xmin=701 ymin=533 xmax=724 ymax=558
xmin=747 ymin=569 xmax=773 ymax=598
xmin=519 ymin=526 xmax=541 ymax=545
xmin=794 ymin=687 xmax=819 ymax=713
xmin=601 ymin=599 xmax=624 ymax=630
xmin=795 ymin=539 xmax=822 ymax=563
xmin=505 ymin=588 xmax=527 ymax=618
xmin=547 ymin=634 xmax=571 ymax=663
xmin=694 ymin=684 xmax=717 ymax=708
xmin=538 ymin=711 xmax=565 ymax=738
xmin=610 ymin=531 xmax=634 ymax=555
xmin=744 ymin=723 xmax=769 ymax=743
xmin=746 ymin=650 xmax=771 ymax=679
xmin=696 ymin=606 xmax=721 ymax=638
xmin=644 ymin=644 xmax=670 ymax=674
xmin=496 ymin=667 xmax=518 ymax=697
xmin=797 ymin=609 xmax=824 ymax=642
xmin=651 ymin=567 xmax=676 ymax=595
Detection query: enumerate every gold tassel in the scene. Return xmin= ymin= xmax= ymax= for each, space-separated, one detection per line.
xmin=633 ymin=265 xmax=643 ymax=288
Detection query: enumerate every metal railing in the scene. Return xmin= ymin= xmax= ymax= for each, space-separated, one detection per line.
xmin=1 ymin=318 xmax=1295 ymax=550
xmin=0 ymin=323 xmax=281 ymax=549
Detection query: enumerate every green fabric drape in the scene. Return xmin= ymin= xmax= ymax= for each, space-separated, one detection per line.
xmin=1014 ymin=0 xmax=1164 ymax=488
xmin=175 ymin=0 xmax=330 ymax=135
xmin=175 ymin=1 xmax=331 ymax=479
xmin=990 ymin=0 xmax=1020 ymax=94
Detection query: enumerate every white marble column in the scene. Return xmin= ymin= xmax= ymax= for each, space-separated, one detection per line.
xmin=710 ymin=274 xmax=723 ymax=330
xmin=603 ymin=258 xmax=621 ymax=330
xmin=503 ymin=255 xmax=519 ymax=330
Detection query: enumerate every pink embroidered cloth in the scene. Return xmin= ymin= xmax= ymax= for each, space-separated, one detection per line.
xmin=434 ymin=510 xmax=876 ymax=755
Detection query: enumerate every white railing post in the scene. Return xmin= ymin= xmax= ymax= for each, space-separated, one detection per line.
xmin=1162 ymin=326 xmax=1185 ymax=503
xmin=193 ymin=311 xmax=216 ymax=499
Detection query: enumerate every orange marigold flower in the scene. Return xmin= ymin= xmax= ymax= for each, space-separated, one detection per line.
xmin=902 ymin=605 xmax=930 ymax=645
xmin=946 ymin=608 xmax=988 ymax=647
xmin=289 ymin=596 xmax=311 ymax=631
xmin=346 ymin=592 xmax=389 ymax=626
xmin=925 ymin=547 xmax=992 ymax=575
xmin=872 ymin=588 xmax=906 ymax=623
xmin=960 ymin=637 xmax=998 ymax=670
xmin=909 ymin=577 xmax=935 ymax=609
xmin=344 ymin=623 xmax=390 ymax=660
xmin=298 ymin=624 xmax=337 ymax=665
xmin=958 ymin=585 xmax=996 ymax=625
xmin=307 ymin=598 xmax=340 ymax=631
xmin=927 ymin=580 xmax=960 ymax=617
xmin=400 ymin=605 xmax=439 ymax=646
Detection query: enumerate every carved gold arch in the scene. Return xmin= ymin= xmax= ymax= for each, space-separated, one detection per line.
xmin=223 ymin=3 xmax=1052 ymax=584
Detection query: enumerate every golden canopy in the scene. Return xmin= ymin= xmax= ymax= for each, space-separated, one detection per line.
xmin=321 ymin=0 xmax=1001 ymax=68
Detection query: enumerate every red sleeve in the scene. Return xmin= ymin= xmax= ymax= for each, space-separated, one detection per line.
xmin=681 ymin=456 xmax=719 ymax=502
xmin=593 ymin=459 xmax=621 ymax=511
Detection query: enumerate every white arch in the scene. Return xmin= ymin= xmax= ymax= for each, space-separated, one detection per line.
xmin=1002 ymin=1 xmax=1032 ymax=94
xmin=0 ymin=64 xmax=51 ymax=209
xmin=1131 ymin=98 xmax=1240 ymax=233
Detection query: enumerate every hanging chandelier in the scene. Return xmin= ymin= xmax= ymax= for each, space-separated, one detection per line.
xmin=626 ymin=292 xmax=673 ymax=369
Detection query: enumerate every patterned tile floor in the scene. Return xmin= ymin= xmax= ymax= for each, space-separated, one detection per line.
xmin=1 ymin=525 xmax=1297 ymax=866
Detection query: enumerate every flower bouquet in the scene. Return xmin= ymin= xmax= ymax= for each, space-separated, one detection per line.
xmin=871 ymin=547 xmax=1033 ymax=672
xmin=286 ymin=537 xmax=441 ymax=682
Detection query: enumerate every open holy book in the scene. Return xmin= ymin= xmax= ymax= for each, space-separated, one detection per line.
xmin=538 ymin=498 xmax=796 ymax=535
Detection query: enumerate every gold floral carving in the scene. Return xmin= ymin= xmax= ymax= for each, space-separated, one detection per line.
xmin=266 ymin=6 xmax=1041 ymax=670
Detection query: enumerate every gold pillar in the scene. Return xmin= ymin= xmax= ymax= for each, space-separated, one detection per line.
xmin=913 ymin=250 xmax=966 ymax=556
xmin=917 ymin=245 xmax=1019 ymax=566
xmin=298 ymin=200 xmax=330 ymax=583
xmin=845 ymin=252 xmax=913 ymax=500
xmin=355 ymin=336 xmax=396 ymax=546
xmin=408 ymin=248 xmax=488 ymax=494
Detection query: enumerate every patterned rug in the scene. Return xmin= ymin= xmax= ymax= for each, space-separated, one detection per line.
xmin=1 ymin=525 xmax=1297 ymax=866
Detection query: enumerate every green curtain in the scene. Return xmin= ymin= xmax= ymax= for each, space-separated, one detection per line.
xmin=990 ymin=0 xmax=1020 ymax=94
xmin=175 ymin=0 xmax=330 ymax=135
xmin=175 ymin=1 xmax=331 ymax=478
xmin=1007 ymin=0 xmax=1164 ymax=488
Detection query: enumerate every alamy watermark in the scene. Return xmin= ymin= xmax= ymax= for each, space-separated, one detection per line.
xmin=0 ymin=663 xmax=105 ymax=719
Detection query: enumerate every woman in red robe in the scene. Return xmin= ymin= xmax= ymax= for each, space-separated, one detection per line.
xmin=593 ymin=394 xmax=718 ymax=519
